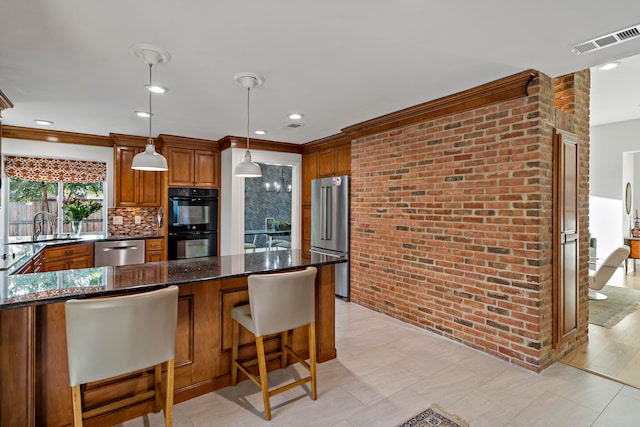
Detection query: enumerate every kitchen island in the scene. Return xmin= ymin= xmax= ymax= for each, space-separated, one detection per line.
xmin=0 ymin=250 xmax=343 ymax=426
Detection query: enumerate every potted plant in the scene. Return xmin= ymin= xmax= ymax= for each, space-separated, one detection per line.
xmin=63 ymin=196 xmax=101 ymax=236
xmin=274 ymin=221 xmax=291 ymax=231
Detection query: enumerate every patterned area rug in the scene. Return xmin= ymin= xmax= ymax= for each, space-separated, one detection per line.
xmin=589 ymin=285 xmax=640 ymax=328
xmin=397 ymin=404 xmax=469 ymax=427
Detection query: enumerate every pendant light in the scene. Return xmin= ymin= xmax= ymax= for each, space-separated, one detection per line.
xmin=234 ymin=72 xmax=264 ymax=178
xmin=130 ymin=44 xmax=169 ymax=171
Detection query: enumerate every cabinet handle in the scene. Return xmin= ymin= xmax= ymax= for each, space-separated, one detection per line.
xmin=65 ymin=250 xmax=73 ymax=255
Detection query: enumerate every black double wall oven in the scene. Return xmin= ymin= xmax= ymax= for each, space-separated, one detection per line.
xmin=168 ymin=188 xmax=218 ymax=260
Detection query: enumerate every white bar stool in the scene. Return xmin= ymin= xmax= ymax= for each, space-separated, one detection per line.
xmin=231 ymin=267 xmax=318 ymax=420
xmin=65 ymin=286 xmax=179 ymax=426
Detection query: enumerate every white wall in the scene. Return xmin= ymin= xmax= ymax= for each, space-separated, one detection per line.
xmin=590 ymin=118 xmax=640 ymax=257
xmin=1 ymin=138 xmax=114 ymax=239
xmin=220 ymin=147 xmax=301 ymax=256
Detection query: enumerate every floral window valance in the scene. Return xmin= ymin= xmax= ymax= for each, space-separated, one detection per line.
xmin=5 ymin=156 xmax=107 ymax=183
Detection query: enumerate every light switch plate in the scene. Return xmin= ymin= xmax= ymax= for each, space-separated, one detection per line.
xmin=135 ymin=216 xmax=142 ymax=224
xmin=112 ymin=216 xmax=123 ymax=225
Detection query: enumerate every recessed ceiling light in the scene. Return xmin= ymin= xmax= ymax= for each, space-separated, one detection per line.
xmin=145 ymin=84 xmax=168 ymax=94
xmin=254 ymin=130 xmax=267 ymax=135
xmin=597 ymin=61 xmax=620 ymax=71
xmin=288 ymin=113 xmax=303 ymax=120
xmin=34 ymin=119 xmax=53 ymax=126
xmin=135 ymin=111 xmax=152 ymax=118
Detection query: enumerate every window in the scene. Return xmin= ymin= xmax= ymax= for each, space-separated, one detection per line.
xmin=8 ymin=179 xmax=104 ymax=238
xmin=4 ymin=155 xmax=107 ymax=239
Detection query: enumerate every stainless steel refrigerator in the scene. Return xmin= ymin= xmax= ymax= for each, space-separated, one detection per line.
xmin=311 ymin=175 xmax=350 ymax=299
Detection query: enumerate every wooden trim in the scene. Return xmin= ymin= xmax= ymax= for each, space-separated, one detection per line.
xmin=3 ymin=125 xmax=113 ymax=147
xmin=0 ymin=90 xmax=14 ymax=110
xmin=302 ymin=133 xmax=351 ymax=153
xmin=342 ymin=69 xmax=539 ymax=139
xmin=110 ymin=133 xmax=155 ymax=148
xmin=158 ymin=134 xmax=219 ymax=150
xmin=218 ymin=135 xmax=302 ymax=154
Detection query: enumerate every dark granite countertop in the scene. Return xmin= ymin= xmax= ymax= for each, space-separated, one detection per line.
xmin=0 ymin=250 xmax=346 ymax=310
xmin=0 ymin=235 xmax=164 ymax=273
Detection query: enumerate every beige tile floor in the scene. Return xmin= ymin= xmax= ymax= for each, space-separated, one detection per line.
xmin=121 ymin=299 xmax=640 ymax=427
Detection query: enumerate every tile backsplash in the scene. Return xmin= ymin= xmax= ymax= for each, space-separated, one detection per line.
xmin=108 ymin=207 xmax=162 ymax=236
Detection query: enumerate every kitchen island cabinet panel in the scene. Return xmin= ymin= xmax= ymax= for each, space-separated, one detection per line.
xmin=0 ymin=252 xmax=338 ymax=426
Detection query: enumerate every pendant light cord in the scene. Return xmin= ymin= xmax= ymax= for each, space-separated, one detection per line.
xmin=148 ymin=64 xmax=153 ymax=144
xmin=246 ymin=86 xmax=250 ymax=151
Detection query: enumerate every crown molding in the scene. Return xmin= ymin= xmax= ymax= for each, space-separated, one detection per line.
xmin=342 ymin=70 xmax=538 ymax=139
xmin=0 ymin=90 xmax=13 ymax=111
xmin=218 ymin=135 xmax=302 ymax=154
xmin=3 ymin=125 xmax=113 ymax=146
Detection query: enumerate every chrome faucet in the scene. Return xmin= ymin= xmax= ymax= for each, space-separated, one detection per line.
xmin=32 ymin=211 xmax=57 ymax=241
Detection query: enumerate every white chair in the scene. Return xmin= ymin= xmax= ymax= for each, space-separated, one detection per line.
xmin=244 ymin=235 xmax=257 ymax=253
xmin=231 ymin=267 xmax=318 ymax=420
xmin=269 ymin=239 xmax=291 ymax=251
xmin=589 ymin=245 xmax=630 ymax=300
xmin=65 ymin=286 xmax=179 ymax=426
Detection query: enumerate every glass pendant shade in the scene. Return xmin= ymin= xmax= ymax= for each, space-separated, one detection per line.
xmin=234 ymin=149 xmax=262 ymax=177
xmin=132 ymin=139 xmax=169 ymax=171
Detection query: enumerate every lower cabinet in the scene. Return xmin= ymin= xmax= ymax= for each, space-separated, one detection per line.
xmin=145 ymin=238 xmax=165 ymax=262
xmin=42 ymin=243 xmax=93 ymax=272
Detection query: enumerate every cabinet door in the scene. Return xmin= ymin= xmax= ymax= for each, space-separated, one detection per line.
xmin=317 ymin=148 xmax=336 ymax=177
xmin=302 ymin=205 xmax=312 ymax=253
xmin=138 ymin=169 xmax=162 ymax=207
xmin=302 ymin=152 xmax=317 ymax=205
xmin=68 ymin=256 xmax=92 ymax=270
xmin=194 ymin=150 xmax=218 ymax=187
xmin=336 ymin=143 xmax=351 ymax=175
xmin=115 ymin=146 xmax=139 ymax=207
xmin=167 ymin=147 xmax=195 ymax=187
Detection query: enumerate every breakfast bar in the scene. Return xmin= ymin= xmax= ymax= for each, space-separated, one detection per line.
xmin=0 ymin=250 xmax=342 ymax=427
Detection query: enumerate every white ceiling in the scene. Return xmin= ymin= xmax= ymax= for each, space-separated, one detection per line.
xmin=1 ymin=1 xmax=640 ymax=144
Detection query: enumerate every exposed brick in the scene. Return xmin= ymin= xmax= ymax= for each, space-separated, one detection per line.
xmin=350 ymin=70 xmax=590 ymax=373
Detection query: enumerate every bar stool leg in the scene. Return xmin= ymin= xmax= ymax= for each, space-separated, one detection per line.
xmin=309 ymin=323 xmax=317 ymax=400
xmin=256 ymin=336 xmax=272 ymax=420
xmin=71 ymin=385 xmax=83 ymax=427
xmin=165 ymin=359 xmax=175 ymax=427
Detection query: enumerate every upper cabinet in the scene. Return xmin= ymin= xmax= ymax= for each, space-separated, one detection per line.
xmin=112 ymin=134 xmax=163 ymax=207
xmin=159 ymin=135 xmax=220 ymax=188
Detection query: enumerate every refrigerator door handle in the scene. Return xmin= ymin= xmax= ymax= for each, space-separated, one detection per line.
xmin=320 ymin=186 xmax=326 ymax=240
xmin=325 ymin=186 xmax=332 ymax=241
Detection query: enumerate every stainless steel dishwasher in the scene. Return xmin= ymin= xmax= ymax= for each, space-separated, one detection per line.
xmin=94 ymin=240 xmax=145 ymax=267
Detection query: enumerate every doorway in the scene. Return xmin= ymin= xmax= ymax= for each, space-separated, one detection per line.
xmin=244 ymin=164 xmax=292 ymax=251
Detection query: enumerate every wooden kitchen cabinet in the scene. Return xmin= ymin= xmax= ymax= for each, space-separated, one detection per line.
xmin=145 ymin=238 xmax=165 ymax=262
xmin=159 ymin=135 xmax=220 ymax=188
xmin=301 ymin=136 xmax=351 ymax=253
xmin=114 ymin=144 xmax=163 ymax=207
xmin=318 ymin=143 xmax=351 ymax=178
xmin=42 ymin=243 xmax=93 ymax=272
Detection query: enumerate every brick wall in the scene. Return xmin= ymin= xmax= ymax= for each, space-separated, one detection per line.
xmin=350 ymin=70 xmax=590 ymax=372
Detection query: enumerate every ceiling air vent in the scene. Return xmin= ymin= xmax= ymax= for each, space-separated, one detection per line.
xmin=572 ymin=24 xmax=640 ymax=55
xmin=284 ymin=123 xmax=302 ymax=129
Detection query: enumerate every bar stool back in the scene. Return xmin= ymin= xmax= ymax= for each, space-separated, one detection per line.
xmin=231 ymin=266 xmax=317 ymax=420
xmin=65 ymin=286 xmax=179 ymax=426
